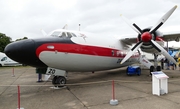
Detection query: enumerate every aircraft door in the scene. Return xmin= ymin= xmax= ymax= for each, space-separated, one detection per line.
xmin=112 ymin=50 xmax=115 ymax=56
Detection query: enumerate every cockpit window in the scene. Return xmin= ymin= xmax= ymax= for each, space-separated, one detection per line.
xmin=50 ymin=31 xmax=78 ymax=38
xmin=59 ymin=32 xmax=77 ymax=38
xmin=1 ymin=57 xmax=7 ymax=61
xmin=71 ymin=33 xmax=77 ymax=37
xmin=67 ymin=32 xmax=72 ymax=38
xmin=61 ymin=32 xmax=66 ymax=37
xmin=51 ymin=31 xmax=61 ymax=37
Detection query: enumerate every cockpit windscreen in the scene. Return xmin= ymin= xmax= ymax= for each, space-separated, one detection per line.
xmin=50 ymin=31 xmax=77 ymax=38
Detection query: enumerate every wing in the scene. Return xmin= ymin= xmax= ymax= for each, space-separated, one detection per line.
xmin=162 ymin=31 xmax=180 ymax=42
xmin=118 ymin=34 xmax=137 ymax=45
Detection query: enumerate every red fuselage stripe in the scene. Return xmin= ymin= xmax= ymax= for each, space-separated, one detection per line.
xmin=36 ymin=43 xmax=139 ymax=58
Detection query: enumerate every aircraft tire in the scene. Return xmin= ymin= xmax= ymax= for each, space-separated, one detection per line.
xmin=52 ymin=76 xmax=57 ymax=84
xmin=156 ymin=66 xmax=161 ymax=71
xmin=56 ymin=76 xmax=66 ymax=86
xmin=150 ymin=66 xmax=154 ymax=75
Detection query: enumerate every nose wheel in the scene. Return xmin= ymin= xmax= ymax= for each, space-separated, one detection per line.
xmin=52 ymin=76 xmax=66 ymax=86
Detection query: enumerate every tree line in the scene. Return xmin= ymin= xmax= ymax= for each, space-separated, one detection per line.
xmin=0 ymin=33 xmax=28 ymax=52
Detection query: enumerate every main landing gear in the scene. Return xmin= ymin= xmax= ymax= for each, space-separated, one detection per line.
xmin=149 ymin=54 xmax=162 ymax=75
xmin=150 ymin=65 xmax=161 ymax=73
xmin=139 ymin=54 xmax=161 ymax=75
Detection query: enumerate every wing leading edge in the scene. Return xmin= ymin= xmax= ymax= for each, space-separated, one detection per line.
xmin=119 ymin=31 xmax=180 ymax=46
xmin=163 ymin=31 xmax=180 ymax=42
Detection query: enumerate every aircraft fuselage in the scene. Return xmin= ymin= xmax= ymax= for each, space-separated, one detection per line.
xmin=5 ymin=34 xmax=139 ymax=72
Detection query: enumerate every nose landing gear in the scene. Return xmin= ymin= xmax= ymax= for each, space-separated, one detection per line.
xmin=45 ymin=67 xmax=68 ymax=87
xmin=52 ymin=76 xmax=67 ymax=86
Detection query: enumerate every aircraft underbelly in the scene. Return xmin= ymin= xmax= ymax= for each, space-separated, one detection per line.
xmin=39 ymin=51 xmax=138 ymax=72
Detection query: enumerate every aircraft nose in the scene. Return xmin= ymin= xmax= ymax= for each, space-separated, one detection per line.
xmin=4 ymin=39 xmax=47 ymax=67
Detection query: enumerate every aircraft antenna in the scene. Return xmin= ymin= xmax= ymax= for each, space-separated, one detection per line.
xmin=79 ymin=24 xmax=81 ymax=31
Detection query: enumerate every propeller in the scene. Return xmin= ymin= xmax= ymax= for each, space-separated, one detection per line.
xmin=120 ymin=5 xmax=177 ymax=64
xmin=41 ymin=29 xmax=47 ymax=36
xmin=62 ymin=24 xmax=69 ymax=37
xmin=150 ymin=40 xmax=176 ymax=64
xmin=120 ymin=14 xmax=142 ymax=34
xmin=120 ymin=41 xmax=143 ymax=64
xmin=149 ymin=5 xmax=177 ymax=34
xmin=62 ymin=24 xmax=68 ymax=29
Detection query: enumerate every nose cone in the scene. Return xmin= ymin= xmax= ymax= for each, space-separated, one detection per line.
xmin=4 ymin=39 xmax=47 ymax=68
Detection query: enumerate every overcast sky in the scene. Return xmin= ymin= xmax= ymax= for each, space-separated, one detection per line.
xmin=0 ymin=0 xmax=180 ymax=46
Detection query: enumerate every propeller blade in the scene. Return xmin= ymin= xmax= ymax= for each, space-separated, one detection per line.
xmin=62 ymin=24 xmax=68 ymax=29
xmin=41 ymin=29 xmax=47 ymax=36
xmin=121 ymin=41 xmax=143 ymax=64
xmin=150 ymin=5 xmax=177 ymax=34
xmin=150 ymin=40 xmax=176 ymax=64
xmin=120 ymin=14 xmax=143 ymax=34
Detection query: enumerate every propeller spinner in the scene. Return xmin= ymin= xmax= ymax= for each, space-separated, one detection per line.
xmin=120 ymin=5 xmax=177 ymax=64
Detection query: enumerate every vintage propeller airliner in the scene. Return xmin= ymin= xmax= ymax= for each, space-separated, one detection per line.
xmin=4 ymin=5 xmax=180 ymax=85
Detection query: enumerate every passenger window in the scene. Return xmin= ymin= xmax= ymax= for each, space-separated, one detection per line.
xmin=112 ymin=50 xmax=114 ymax=56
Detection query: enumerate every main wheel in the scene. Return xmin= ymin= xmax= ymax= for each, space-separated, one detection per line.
xmin=150 ymin=66 xmax=154 ymax=75
xmin=52 ymin=76 xmax=57 ymax=84
xmin=156 ymin=66 xmax=161 ymax=71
